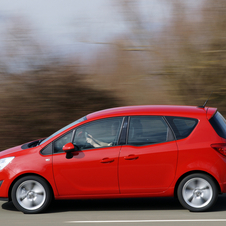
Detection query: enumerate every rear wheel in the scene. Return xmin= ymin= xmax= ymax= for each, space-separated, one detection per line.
xmin=11 ymin=176 xmax=52 ymax=214
xmin=177 ymin=173 xmax=218 ymax=212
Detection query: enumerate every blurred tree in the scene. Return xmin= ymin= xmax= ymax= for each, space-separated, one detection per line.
xmin=0 ymin=16 xmax=49 ymax=74
xmin=0 ymin=17 xmax=121 ymax=150
xmin=88 ymin=0 xmax=172 ymax=106
xmin=0 ymin=64 xmax=121 ymax=150
xmin=2 ymin=0 xmax=226 ymax=150
xmin=115 ymin=0 xmax=226 ymax=114
xmin=162 ymin=0 xmax=226 ymax=113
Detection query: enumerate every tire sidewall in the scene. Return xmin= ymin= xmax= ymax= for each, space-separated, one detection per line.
xmin=11 ymin=175 xmax=52 ymax=214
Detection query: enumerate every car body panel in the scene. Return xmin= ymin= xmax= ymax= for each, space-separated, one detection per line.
xmin=52 ymin=146 xmax=121 ymax=196
xmin=119 ymin=141 xmax=178 ymax=194
xmin=0 ymin=145 xmax=58 ymax=198
xmin=174 ymin=114 xmax=226 ymax=185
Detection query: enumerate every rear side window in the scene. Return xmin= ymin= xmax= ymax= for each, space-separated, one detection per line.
xmin=166 ymin=116 xmax=198 ymax=140
xmin=127 ymin=116 xmax=174 ymax=146
xmin=209 ymin=111 xmax=226 ymax=139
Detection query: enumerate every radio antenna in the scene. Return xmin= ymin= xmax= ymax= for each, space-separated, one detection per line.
xmin=198 ymin=92 xmax=213 ymax=108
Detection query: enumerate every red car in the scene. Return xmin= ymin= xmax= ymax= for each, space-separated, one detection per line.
xmin=0 ymin=105 xmax=226 ymax=213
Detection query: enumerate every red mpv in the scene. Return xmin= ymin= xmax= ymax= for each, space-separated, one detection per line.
xmin=0 ymin=105 xmax=226 ymax=213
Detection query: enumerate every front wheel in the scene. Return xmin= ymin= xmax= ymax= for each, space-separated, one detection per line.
xmin=177 ymin=173 xmax=218 ymax=212
xmin=11 ymin=176 xmax=52 ymax=214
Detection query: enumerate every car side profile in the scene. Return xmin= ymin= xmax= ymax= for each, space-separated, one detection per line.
xmin=0 ymin=105 xmax=226 ymax=213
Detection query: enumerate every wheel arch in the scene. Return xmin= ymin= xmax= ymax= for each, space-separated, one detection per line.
xmin=174 ymin=170 xmax=221 ymax=198
xmin=8 ymin=173 xmax=54 ymax=201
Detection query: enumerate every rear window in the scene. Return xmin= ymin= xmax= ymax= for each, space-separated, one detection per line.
xmin=209 ymin=111 xmax=226 ymax=139
xmin=165 ymin=116 xmax=198 ymax=140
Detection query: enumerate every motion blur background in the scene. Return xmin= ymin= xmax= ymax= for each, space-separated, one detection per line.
xmin=0 ymin=0 xmax=226 ymax=150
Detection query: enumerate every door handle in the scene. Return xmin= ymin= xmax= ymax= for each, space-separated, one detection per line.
xmin=101 ymin=158 xmax=114 ymax=163
xmin=124 ymin=154 xmax=139 ymax=160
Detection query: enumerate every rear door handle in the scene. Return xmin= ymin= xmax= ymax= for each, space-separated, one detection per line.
xmin=124 ymin=154 xmax=139 ymax=160
xmin=101 ymin=158 xmax=114 ymax=163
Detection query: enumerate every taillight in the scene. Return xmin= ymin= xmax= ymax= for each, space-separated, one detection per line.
xmin=211 ymin=143 xmax=226 ymax=156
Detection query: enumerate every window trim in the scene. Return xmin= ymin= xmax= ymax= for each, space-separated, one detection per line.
xmin=118 ymin=117 xmax=128 ymax=145
xmin=163 ymin=116 xmax=177 ymax=141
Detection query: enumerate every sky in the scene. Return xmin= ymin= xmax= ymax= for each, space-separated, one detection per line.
xmin=0 ymin=0 xmax=129 ymax=56
xmin=0 ymin=0 xmax=205 ymax=74
xmin=0 ymin=0 xmax=204 ymax=55
xmin=1 ymin=0 xmax=199 ymax=66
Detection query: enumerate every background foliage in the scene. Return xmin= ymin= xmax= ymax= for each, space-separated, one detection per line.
xmin=1 ymin=0 xmax=226 ymax=150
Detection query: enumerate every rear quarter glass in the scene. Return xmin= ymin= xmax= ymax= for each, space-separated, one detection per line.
xmin=165 ymin=116 xmax=198 ymax=140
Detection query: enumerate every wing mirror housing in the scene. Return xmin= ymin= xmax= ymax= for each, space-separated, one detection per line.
xmin=63 ymin=143 xmax=79 ymax=159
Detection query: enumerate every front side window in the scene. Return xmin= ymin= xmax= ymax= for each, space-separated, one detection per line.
xmin=73 ymin=117 xmax=124 ymax=150
xmin=127 ymin=116 xmax=173 ymax=146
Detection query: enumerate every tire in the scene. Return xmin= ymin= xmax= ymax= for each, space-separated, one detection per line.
xmin=177 ymin=173 xmax=218 ymax=212
xmin=11 ymin=176 xmax=52 ymax=214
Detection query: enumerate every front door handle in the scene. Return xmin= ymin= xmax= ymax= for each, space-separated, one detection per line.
xmin=124 ymin=154 xmax=139 ymax=160
xmin=101 ymin=158 xmax=114 ymax=163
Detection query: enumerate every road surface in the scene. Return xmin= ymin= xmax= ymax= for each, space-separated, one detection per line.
xmin=1 ymin=195 xmax=226 ymax=226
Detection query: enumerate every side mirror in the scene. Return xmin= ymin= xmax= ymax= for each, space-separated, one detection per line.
xmin=63 ymin=143 xmax=79 ymax=159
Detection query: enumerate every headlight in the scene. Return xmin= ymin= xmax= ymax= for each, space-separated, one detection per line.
xmin=0 ymin=157 xmax=15 ymax=170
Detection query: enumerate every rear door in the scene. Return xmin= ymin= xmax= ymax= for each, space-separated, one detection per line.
xmin=119 ymin=116 xmax=178 ymax=194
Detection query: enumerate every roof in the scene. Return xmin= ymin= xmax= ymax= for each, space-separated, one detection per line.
xmin=86 ymin=105 xmax=217 ymax=121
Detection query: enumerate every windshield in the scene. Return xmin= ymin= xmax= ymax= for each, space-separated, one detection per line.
xmin=40 ymin=116 xmax=87 ymax=145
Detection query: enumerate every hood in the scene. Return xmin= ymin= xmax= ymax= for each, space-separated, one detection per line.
xmin=0 ymin=145 xmax=23 ymax=158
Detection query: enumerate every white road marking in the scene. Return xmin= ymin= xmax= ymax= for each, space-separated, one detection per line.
xmin=65 ymin=219 xmax=226 ymax=223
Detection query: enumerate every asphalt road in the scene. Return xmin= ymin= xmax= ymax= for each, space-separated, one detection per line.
xmin=1 ymin=195 xmax=226 ymax=226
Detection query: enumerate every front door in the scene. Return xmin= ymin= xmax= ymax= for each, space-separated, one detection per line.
xmin=53 ymin=117 xmax=124 ymax=196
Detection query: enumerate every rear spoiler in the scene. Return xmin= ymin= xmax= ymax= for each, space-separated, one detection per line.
xmin=206 ymin=107 xmax=217 ymax=120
